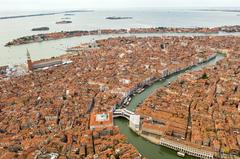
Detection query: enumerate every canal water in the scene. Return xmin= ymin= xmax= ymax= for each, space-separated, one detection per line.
xmin=0 ymin=9 xmax=237 ymax=159
xmin=114 ymin=54 xmax=225 ymax=159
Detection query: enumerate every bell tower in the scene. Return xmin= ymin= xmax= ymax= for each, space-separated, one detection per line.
xmin=26 ymin=49 xmax=33 ymax=71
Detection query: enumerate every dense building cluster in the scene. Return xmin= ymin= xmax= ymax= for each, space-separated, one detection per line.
xmin=0 ymin=35 xmax=239 ymax=158
xmin=129 ymin=25 xmax=240 ymax=33
xmin=136 ymin=38 xmax=240 ymax=158
xmin=5 ymin=25 xmax=240 ymax=46
xmin=4 ymin=29 xmax=127 ymax=47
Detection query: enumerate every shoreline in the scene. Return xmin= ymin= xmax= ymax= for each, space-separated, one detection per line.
xmin=5 ymin=25 xmax=240 ymax=47
xmin=197 ymin=9 xmax=240 ymax=13
xmin=0 ymin=10 xmax=94 ymax=20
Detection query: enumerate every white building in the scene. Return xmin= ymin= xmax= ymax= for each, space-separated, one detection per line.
xmin=161 ymin=68 xmax=169 ymax=77
xmin=90 ymin=112 xmax=113 ymax=130
xmin=129 ymin=115 xmax=140 ymax=131
xmin=159 ymin=138 xmax=214 ymax=159
xmin=120 ymin=79 xmax=131 ymax=85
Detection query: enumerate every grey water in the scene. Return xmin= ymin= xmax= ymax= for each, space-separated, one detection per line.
xmin=0 ymin=9 xmax=239 ymax=65
xmin=0 ymin=9 xmax=232 ymax=159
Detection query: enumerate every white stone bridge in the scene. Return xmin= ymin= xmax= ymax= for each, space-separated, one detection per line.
xmin=113 ymin=108 xmax=135 ymax=120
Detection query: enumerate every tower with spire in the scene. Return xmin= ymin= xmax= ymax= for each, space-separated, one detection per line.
xmin=26 ymin=49 xmax=33 ymax=71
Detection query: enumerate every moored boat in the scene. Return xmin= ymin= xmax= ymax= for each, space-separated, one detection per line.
xmin=177 ymin=152 xmax=185 ymax=157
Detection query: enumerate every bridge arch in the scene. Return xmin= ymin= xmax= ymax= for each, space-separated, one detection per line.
xmin=113 ymin=108 xmax=135 ymax=120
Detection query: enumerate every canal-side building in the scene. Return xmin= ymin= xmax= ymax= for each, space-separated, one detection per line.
xmin=32 ymin=60 xmax=63 ymax=70
xmin=129 ymin=115 xmax=140 ymax=131
xmin=159 ymin=138 xmax=214 ymax=159
xmin=26 ymin=50 xmax=72 ymax=71
xmin=161 ymin=68 xmax=169 ymax=77
xmin=141 ymin=123 xmax=164 ymax=139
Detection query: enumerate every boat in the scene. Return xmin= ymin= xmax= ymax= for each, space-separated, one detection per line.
xmin=177 ymin=152 xmax=185 ymax=157
xmin=137 ymin=88 xmax=145 ymax=94
xmin=122 ymin=104 xmax=126 ymax=108
xmin=123 ymin=98 xmax=129 ymax=104
xmin=42 ymin=67 xmax=49 ymax=70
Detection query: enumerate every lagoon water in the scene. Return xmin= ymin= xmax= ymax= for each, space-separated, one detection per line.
xmin=0 ymin=9 xmax=240 ymax=65
xmin=0 ymin=9 xmax=236 ymax=159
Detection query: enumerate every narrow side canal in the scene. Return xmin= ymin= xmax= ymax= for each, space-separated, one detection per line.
xmin=114 ymin=54 xmax=225 ymax=159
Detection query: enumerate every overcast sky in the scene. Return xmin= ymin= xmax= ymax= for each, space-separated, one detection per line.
xmin=1 ymin=0 xmax=240 ymax=11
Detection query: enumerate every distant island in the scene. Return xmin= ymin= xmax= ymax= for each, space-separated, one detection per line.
xmin=106 ymin=16 xmax=133 ymax=20
xmin=0 ymin=10 xmax=94 ymax=20
xmin=0 ymin=13 xmax=58 ymax=20
xmin=64 ymin=10 xmax=94 ymax=13
xmin=32 ymin=27 xmax=50 ymax=31
xmin=56 ymin=20 xmax=72 ymax=24
xmin=198 ymin=9 xmax=240 ymax=13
